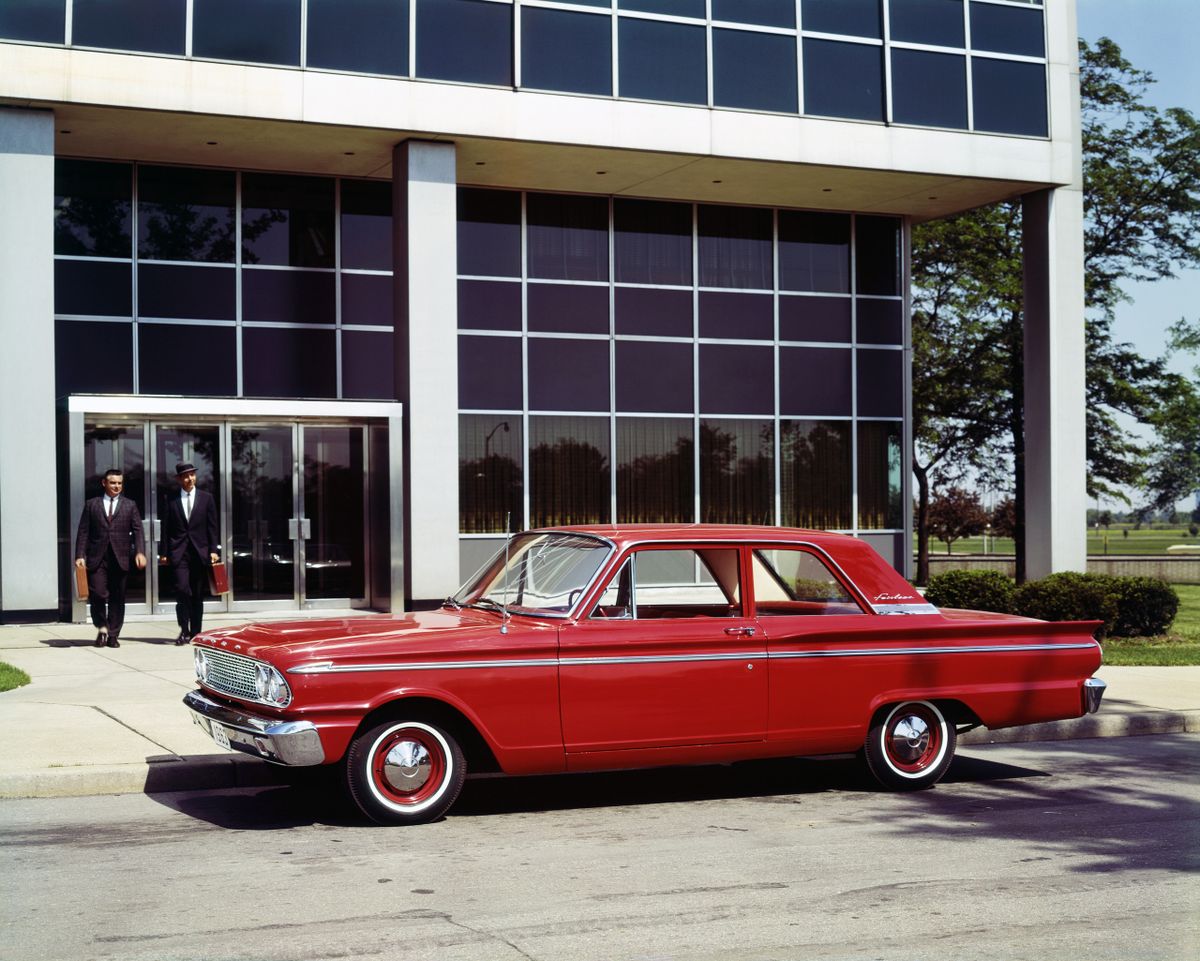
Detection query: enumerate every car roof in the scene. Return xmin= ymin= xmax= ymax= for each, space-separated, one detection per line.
xmin=540 ymin=524 xmax=856 ymax=550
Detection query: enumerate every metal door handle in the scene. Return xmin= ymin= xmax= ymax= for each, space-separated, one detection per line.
xmin=152 ymin=519 xmax=162 ymax=541
xmin=300 ymin=518 xmax=311 ymax=539
xmin=288 ymin=518 xmax=298 ymax=540
xmin=724 ymin=626 xmax=756 ymax=637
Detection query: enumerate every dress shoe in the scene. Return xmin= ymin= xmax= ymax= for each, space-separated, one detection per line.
xmin=94 ymin=631 xmax=106 ymax=647
xmin=174 ymin=631 xmax=190 ymax=646
xmin=106 ymin=637 xmax=120 ymax=648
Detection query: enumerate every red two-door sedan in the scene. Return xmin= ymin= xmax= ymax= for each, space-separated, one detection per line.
xmin=184 ymin=525 xmax=1106 ymax=824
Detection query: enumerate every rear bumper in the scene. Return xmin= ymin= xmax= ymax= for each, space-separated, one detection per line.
xmin=1083 ymin=677 xmax=1107 ymax=714
xmin=183 ymin=689 xmax=325 ymax=766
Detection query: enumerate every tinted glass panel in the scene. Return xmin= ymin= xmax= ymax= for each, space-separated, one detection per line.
xmin=698 ymin=205 xmax=772 ymax=289
xmin=457 ymin=188 xmax=521 ymax=277
xmin=780 ymin=347 xmax=851 ymax=416
xmin=242 ymin=174 xmax=335 ymax=268
xmin=713 ymin=0 xmax=794 ymax=28
xmin=0 ymin=0 xmax=63 ymax=42
xmin=342 ymin=329 xmax=395 ymax=399
xmin=779 ymin=211 xmax=849 ymax=292
xmin=780 ymin=419 xmax=851 ymax=528
xmin=417 ymin=0 xmax=512 ymax=86
xmin=800 ymin=0 xmax=880 ymax=39
xmin=616 ymin=418 xmax=694 ymax=524
xmin=341 ymin=273 xmax=394 ymax=327
xmin=891 ymin=49 xmax=967 ymax=129
xmin=242 ymin=327 xmax=336 ymax=397
xmin=713 ymin=29 xmax=798 ymax=114
xmin=857 ymin=349 xmax=902 ymax=417
xmin=527 ymin=193 xmax=609 ymax=281
xmin=619 ymin=0 xmax=705 ymax=16
xmin=54 ymin=160 xmax=131 ymax=258
xmin=698 ymin=292 xmax=773 ymax=340
xmin=458 ymin=280 xmax=522 ymax=331
xmin=528 ymin=338 xmax=610 ymax=411
xmin=615 ymin=286 xmax=693 ymax=338
xmin=699 ymin=345 xmax=773 ymax=414
xmin=530 ymin=416 xmax=611 ymax=527
xmin=460 ymin=414 xmax=523 ymax=533
xmin=138 ymin=323 xmax=236 ymax=395
xmin=138 ymin=165 xmax=235 ymax=263
xmin=802 ymin=39 xmax=883 ymax=121
xmin=73 ymin=0 xmax=185 ymax=54
xmin=139 ymin=264 xmax=235 ymax=320
xmin=307 ymin=0 xmax=408 ymax=75
xmin=858 ymin=421 xmax=903 ymax=528
xmin=857 ymin=298 xmax=902 ymax=344
xmin=242 ymin=269 xmax=336 ymax=324
xmin=55 ymin=260 xmax=131 ymax=316
xmin=521 ymin=7 xmax=611 ymax=96
xmin=618 ymin=18 xmax=706 ymax=105
xmin=614 ymin=199 xmax=692 ymax=286
xmin=616 ymin=340 xmax=692 ymax=413
xmin=973 ymin=58 xmax=1047 ymax=136
xmin=889 ymin=0 xmax=963 ymax=47
xmin=970 ymin=1 xmax=1044 ymax=57
xmin=779 ymin=295 xmax=851 ymax=342
xmin=341 ymin=180 xmax=392 ymax=270
xmin=55 ymin=321 xmax=132 ymax=395
xmin=701 ymin=418 xmax=774 ymax=525
xmin=855 ymin=216 xmax=900 ymax=296
xmin=193 ymin=0 xmax=300 ymax=66
xmin=458 ymin=335 xmax=523 ymax=409
xmin=528 ymin=284 xmax=610 ymax=334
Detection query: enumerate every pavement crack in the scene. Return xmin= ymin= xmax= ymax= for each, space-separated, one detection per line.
xmin=442 ymin=915 xmax=539 ymax=961
xmin=90 ymin=705 xmax=179 ymax=757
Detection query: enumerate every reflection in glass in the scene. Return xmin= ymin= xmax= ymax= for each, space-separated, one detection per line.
xmin=74 ymin=0 xmax=185 ymax=54
xmin=307 ymin=0 xmax=409 ymax=76
xmin=84 ymin=424 xmax=147 ymax=606
xmin=891 ymin=49 xmax=967 ymax=129
xmin=779 ymin=211 xmax=850 ymax=292
xmin=138 ymin=166 xmax=235 ymax=263
xmin=855 ymin=216 xmax=900 ymax=296
xmin=969 ymin=1 xmax=1044 ymax=57
xmin=802 ymin=39 xmax=884 ymax=121
xmin=712 ymin=29 xmax=798 ymax=114
xmin=231 ymin=427 xmax=294 ymax=601
xmin=530 ymin=416 xmax=611 ymax=527
xmin=417 ymin=0 xmax=512 ymax=86
xmin=698 ymin=205 xmax=773 ymax=289
xmin=972 ymin=58 xmax=1047 ymax=136
xmin=618 ymin=17 xmax=707 ymax=105
xmin=528 ymin=193 xmax=609 ymax=281
xmin=55 ymin=160 xmax=131 ymax=258
xmin=340 ymin=179 xmax=392 ymax=270
xmin=155 ymin=426 xmax=221 ymax=605
xmin=700 ymin=419 xmax=773 ymax=525
xmin=617 ymin=418 xmax=694 ymax=524
xmin=521 ymin=7 xmax=611 ymax=96
xmin=619 ymin=0 xmax=705 ymax=16
xmin=858 ymin=421 xmax=903 ymax=529
xmin=713 ymin=0 xmax=794 ymax=28
xmin=457 ymin=188 xmax=522 ymax=277
xmin=460 ymin=414 xmax=524 ymax=533
xmin=305 ymin=427 xmax=366 ymax=599
xmin=241 ymin=173 xmax=334 ymax=268
xmin=192 ymin=0 xmax=301 ymax=66
xmin=889 ymin=0 xmax=963 ymax=48
xmin=800 ymin=0 xmax=881 ymax=39
xmin=780 ymin=420 xmax=851 ymax=529
xmin=614 ymin=199 xmax=692 ymax=286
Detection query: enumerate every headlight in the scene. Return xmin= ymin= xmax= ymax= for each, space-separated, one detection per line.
xmin=254 ymin=663 xmax=292 ymax=707
xmin=194 ymin=648 xmax=208 ymax=683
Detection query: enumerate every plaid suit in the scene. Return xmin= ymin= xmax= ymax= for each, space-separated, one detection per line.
xmin=75 ymin=496 xmax=145 ymax=637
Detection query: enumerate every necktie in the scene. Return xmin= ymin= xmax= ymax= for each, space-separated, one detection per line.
xmin=185 ymin=492 xmax=192 ymax=521
xmin=106 ymin=498 xmax=113 ymax=520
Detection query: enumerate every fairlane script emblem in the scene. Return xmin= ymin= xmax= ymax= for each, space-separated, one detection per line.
xmin=875 ymin=592 xmax=916 ymax=602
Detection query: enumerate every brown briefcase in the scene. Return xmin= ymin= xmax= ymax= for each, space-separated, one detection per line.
xmin=208 ymin=560 xmax=230 ymax=595
xmin=74 ymin=564 xmax=89 ymax=601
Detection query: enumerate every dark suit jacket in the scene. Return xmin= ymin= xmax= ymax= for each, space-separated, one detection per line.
xmin=75 ymin=496 xmax=146 ymax=571
xmin=162 ymin=489 xmax=220 ymax=566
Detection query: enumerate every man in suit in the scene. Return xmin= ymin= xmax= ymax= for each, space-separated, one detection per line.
xmin=160 ymin=462 xmax=220 ymax=645
xmin=75 ymin=468 xmax=147 ymax=648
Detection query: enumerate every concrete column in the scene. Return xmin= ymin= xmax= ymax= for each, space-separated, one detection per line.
xmin=0 ymin=108 xmax=58 ymax=620
xmin=1022 ymin=186 xmax=1087 ymax=579
xmin=393 ymin=140 xmax=459 ymax=606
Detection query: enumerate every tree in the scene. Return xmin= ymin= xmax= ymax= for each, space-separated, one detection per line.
xmin=991 ymin=498 xmax=1017 ymax=540
xmin=911 ymin=38 xmax=1200 ymax=582
xmin=1143 ymin=319 xmax=1200 ymax=511
xmin=927 ymin=487 xmax=988 ymax=554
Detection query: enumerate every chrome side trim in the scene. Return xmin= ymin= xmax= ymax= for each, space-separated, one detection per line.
xmin=873 ymin=603 xmax=941 ymax=615
xmin=562 ymin=651 xmax=766 ymax=667
xmin=769 ymin=642 xmax=1100 ymax=659
xmin=183 ymin=689 xmax=325 ymax=766
xmin=1083 ymin=677 xmax=1107 ymax=714
xmin=289 ymin=657 xmax=558 ymax=675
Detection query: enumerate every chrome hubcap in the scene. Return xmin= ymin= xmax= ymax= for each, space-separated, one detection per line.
xmin=889 ymin=715 xmax=931 ymax=763
xmin=382 ymin=739 xmax=432 ymax=793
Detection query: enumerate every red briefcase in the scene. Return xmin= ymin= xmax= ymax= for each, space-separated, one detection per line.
xmin=208 ymin=561 xmax=230 ymax=595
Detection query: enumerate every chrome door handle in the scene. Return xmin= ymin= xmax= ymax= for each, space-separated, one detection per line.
xmin=724 ymin=626 xmax=756 ymax=637
xmin=288 ymin=518 xmax=298 ymax=540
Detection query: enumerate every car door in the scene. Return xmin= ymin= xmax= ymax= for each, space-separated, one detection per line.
xmin=558 ymin=544 xmax=767 ymax=755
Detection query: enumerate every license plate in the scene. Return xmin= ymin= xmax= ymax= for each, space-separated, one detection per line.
xmin=210 ymin=721 xmax=232 ymax=751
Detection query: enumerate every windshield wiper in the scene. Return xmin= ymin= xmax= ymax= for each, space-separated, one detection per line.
xmin=466 ymin=596 xmax=506 ymax=614
xmin=443 ymin=595 xmax=463 ymax=610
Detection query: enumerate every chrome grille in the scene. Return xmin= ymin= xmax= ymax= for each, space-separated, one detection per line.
xmin=202 ymin=648 xmax=258 ymax=701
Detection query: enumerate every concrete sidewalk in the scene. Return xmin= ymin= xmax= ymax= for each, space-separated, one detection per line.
xmin=2 ymin=616 xmax=1199 ymax=800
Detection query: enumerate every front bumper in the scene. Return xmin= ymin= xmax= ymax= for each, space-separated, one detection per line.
xmin=183 ymin=689 xmax=325 ymax=766
xmin=1083 ymin=677 xmax=1107 ymax=714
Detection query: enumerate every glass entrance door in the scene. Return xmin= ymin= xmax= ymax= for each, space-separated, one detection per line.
xmin=230 ymin=426 xmax=299 ymax=608
xmin=302 ymin=426 xmax=368 ymax=604
xmin=82 ymin=424 xmax=150 ymax=615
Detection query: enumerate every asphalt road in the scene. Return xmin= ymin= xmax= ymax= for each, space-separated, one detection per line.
xmin=1 ymin=735 xmax=1197 ymax=961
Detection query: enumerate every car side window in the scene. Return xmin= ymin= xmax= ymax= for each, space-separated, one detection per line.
xmin=591 ymin=548 xmax=742 ymax=619
xmin=752 ymin=548 xmax=864 ymax=616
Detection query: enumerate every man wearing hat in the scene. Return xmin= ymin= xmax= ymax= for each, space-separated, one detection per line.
xmin=160 ymin=462 xmax=220 ymax=645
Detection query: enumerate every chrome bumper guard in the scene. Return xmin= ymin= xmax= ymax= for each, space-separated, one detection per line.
xmin=1083 ymin=677 xmax=1107 ymax=715
xmin=183 ymin=690 xmax=325 ymax=766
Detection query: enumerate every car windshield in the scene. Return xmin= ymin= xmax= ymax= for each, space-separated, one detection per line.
xmin=451 ymin=532 xmax=612 ymax=616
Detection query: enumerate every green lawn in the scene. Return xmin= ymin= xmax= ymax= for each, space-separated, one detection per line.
xmin=0 ymin=661 xmax=30 ymax=693
xmin=1103 ymin=584 xmax=1200 ymax=666
xmin=917 ymin=526 xmax=1200 ymax=556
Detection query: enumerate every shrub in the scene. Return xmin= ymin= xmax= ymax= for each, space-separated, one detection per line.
xmin=1012 ymin=572 xmax=1119 ymax=636
xmin=1107 ymin=577 xmax=1179 ymax=637
xmin=924 ymin=569 xmax=1015 ymax=613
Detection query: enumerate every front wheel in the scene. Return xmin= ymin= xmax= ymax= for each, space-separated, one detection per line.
xmin=346 ymin=719 xmax=466 ymax=825
xmin=863 ymin=700 xmax=956 ymax=791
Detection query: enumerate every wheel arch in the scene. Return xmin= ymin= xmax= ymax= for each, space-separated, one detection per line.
xmin=355 ymin=696 xmax=501 ymax=775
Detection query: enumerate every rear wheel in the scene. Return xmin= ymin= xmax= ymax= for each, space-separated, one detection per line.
xmin=863 ymin=700 xmax=955 ymax=791
xmin=346 ymin=719 xmax=466 ymax=825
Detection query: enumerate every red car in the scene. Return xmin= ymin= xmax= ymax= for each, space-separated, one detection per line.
xmin=184 ymin=525 xmax=1106 ymax=825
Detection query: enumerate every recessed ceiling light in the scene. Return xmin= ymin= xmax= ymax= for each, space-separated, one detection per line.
xmin=206 ymin=141 xmax=218 ymax=146
xmin=596 ymin=170 xmax=607 ymax=175
xmin=822 ymin=187 xmax=832 ymax=192
xmin=712 ymin=179 xmax=722 ymax=184
xmin=928 ymin=195 xmax=938 ymax=200
xmin=59 ymin=129 xmax=71 ymax=134
xmin=344 ymin=151 xmax=355 ymax=156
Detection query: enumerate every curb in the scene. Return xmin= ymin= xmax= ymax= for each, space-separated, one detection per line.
xmin=960 ymin=709 xmax=1200 ymax=745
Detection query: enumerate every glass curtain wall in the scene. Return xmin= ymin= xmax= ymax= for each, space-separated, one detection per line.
xmin=5 ymin=1 xmax=1048 ymax=136
xmin=457 ymin=187 xmax=905 ymax=539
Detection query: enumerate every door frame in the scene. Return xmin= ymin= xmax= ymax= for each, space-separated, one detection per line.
xmin=67 ymin=396 xmax=405 ymax=621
